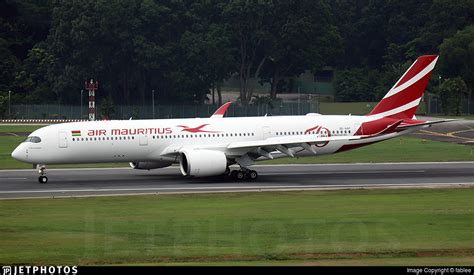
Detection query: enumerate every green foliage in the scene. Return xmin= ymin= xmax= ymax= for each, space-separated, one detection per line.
xmin=439 ymin=25 xmax=474 ymax=94
xmin=437 ymin=77 xmax=469 ymax=115
xmin=259 ymin=1 xmax=342 ymax=99
xmin=0 ymin=92 xmax=7 ymax=118
xmin=250 ymin=95 xmax=282 ymax=110
xmin=100 ymin=94 xmax=116 ymax=120
xmin=333 ymin=68 xmax=379 ymax=102
xmin=0 ymin=0 xmax=473 ymax=105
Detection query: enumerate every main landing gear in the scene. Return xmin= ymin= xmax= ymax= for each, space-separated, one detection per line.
xmin=227 ymin=168 xmax=258 ymax=181
xmin=37 ymin=165 xmax=48 ymax=184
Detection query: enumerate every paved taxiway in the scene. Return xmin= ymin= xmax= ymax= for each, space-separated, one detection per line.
xmin=410 ymin=117 xmax=474 ymax=144
xmin=0 ymin=162 xmax=473 ymax=199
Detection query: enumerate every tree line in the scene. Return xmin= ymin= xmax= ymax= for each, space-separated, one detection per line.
xmin=0 ymin=0 xmax=473 ymax=115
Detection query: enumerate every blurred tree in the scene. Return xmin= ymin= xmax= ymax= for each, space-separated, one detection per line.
xmin=261 ymin=0 xmax=342 ymax=99
xmin=1 ymin=0 xmax=473 ymax=108
xmin=334 ymin=68 xmax=380 ymax=102
xmin=223 ymin=0 xmax=273 ymax=105
xmin=438 ymin=77 xmax=469 ymax=115
xmin=438 ymin=25 xmax=474 ymax=103
xmin=0 ymin=92 xmax=7 ymax=118
xmin=100 ymin=94 xmax=116 ymax=120
xmin=405 ymin=0 xmax=474 ymax=59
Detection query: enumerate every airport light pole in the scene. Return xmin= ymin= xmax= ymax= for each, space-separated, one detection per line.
xmin=8 ymin=90 xmax=11 ymax=118
xmin=152 ymin=89 xmax=155 ymax=119
xmin=298 ymin=87 xmax=301 ymax=115
xmin=80 ymin=89 xmax=83 ymax=119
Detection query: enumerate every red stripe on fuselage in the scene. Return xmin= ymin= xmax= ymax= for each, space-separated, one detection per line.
xmin=355 ymin=117 xmax=401 ymax=136
xmin=335 ymin=141 xmax=379 ymax=153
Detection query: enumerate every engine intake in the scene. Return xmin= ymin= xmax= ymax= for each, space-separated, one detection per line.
xmin=179 ymin=149 xmax=227 ymax=177
xmin=129 ymin=161 xmax=173 ymax=170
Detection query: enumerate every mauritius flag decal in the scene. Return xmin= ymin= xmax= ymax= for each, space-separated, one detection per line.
xmin=71 ymin=130 xmax=81 ymax=137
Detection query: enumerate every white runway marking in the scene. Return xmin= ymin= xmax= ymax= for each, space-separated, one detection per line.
xmin=1 ymin=182 xmax=472 ymax=194
xmin=267 ymin=170 xmax=426 ymax=175
xmin=0 ymin=161 xmax=472 ymax=172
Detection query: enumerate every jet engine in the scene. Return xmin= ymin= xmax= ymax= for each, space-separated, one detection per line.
xmin=179 ymin=149 xmax=227 ymax=177
xmin=129 ymin=161 xmax=173 ymax=170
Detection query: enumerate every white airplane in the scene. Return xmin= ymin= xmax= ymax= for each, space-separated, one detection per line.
xmin=12 ymin=55 xmax=450 ymax=183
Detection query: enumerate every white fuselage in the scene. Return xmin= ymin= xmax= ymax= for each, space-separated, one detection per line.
xmin=12 ymin=114 xmax=416 ymax=165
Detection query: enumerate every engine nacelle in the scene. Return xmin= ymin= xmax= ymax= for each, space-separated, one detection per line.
xmin=179 ymin=149 xmax=227 ymax=177
xmin=129 ymin=161 xmax=173 ymax=170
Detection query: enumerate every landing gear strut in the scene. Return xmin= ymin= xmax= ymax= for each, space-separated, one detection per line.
xmin=37 ymin=165 xmax=48 ymax=184
xmin=228 ymin=167 xmax=258 ymax=181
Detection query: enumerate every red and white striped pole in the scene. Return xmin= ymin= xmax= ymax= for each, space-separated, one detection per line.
xmin=85 ymin=79 xmax=99 ymax=121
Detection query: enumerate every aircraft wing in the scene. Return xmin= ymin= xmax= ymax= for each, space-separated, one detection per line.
xmin=226 ymin=134 xmax=365 ymax=158
xmin=160 ymin=134 xmax=364 ymax=158
xmin=210 ymin=102 xmax=232 ymax=118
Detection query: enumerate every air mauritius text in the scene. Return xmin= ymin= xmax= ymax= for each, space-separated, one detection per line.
xmin=87 ymin=127 xmax=172 ymax=136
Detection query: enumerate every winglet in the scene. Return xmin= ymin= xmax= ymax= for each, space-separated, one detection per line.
xmin=211 ymin=102 xmax=232 ymax=118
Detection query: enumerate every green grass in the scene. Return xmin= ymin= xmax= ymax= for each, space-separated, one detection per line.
xmin=1 ymin=135 xmax=473 ymax=169
xmin=161 ymin=257 xmax=474 ymax=266
xmin=0 ymin=124 xmax=45 ymax=133
xmin=320 ymin=102 xmax=373 ymax=115
xmin=0 ymin=188 xmax=472 ymax=265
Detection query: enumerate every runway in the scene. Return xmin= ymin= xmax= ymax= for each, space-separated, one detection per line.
xmin=0 ymin=162 xmax=473 ymax=199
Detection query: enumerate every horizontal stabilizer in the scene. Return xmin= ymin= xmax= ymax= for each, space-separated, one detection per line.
xmin=396 ymin=119 xmax=456 ymax=130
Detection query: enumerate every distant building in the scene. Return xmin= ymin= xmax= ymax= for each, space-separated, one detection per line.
xmin=292 ymin=67 xmax=334 ymax=97
xmin=220 ymin=68 xmax=335 ymax=104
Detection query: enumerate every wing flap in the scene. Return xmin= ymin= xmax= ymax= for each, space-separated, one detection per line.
xmin=227 ymin=135 xmax=362 ymax=150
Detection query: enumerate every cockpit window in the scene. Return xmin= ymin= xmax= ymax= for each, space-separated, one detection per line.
xmin=25 ymin=136 xmax=41 ymax=143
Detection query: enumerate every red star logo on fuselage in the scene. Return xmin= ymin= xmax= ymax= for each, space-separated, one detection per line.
xmin=176 ymin=124 xmax=220 ymax=133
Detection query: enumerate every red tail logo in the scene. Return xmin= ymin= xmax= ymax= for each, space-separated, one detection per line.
xmin=368 ymin=55 xmax=438 ymax=119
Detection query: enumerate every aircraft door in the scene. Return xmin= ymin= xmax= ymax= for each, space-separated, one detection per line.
xmin=262 ymin=126 xmax=271 ymax=139
xmin=59 ymin=131 xmax=68 ymax=148
xmin=139 ymin=134 xmax=148 ymax=146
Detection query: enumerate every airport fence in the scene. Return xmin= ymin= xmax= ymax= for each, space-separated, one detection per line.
xmin=6 ymin=102 xmax=320 ymax=120
xmin=4 ymin=99 xmax=473 ymax=120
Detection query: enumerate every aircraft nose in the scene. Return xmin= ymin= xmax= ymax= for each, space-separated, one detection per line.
xmin=11 ymin=145 xmax=25 ymax=161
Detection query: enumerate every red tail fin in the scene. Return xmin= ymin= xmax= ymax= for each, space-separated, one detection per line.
xmin=368 ymin=55 xmax=438 ymax=119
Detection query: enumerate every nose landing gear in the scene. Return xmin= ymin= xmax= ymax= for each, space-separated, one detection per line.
xmin=37 ymin=165 xmax=48 ymax=184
